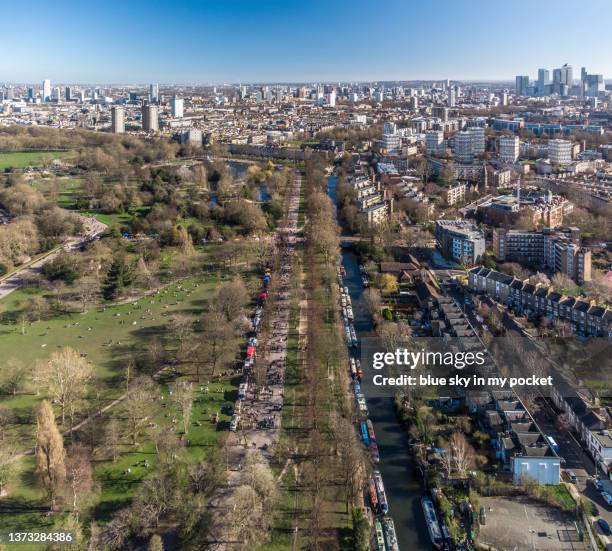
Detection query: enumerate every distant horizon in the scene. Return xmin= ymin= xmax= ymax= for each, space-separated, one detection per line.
xmin=3 ymin=0 xmax=611 ymax=83
xmin=3 ymin=77 xmax=610 ymax=88
xmin=4 ymin=78 xmax=521 ymax=87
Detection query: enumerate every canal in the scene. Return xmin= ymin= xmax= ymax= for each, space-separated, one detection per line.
xmin=328 ymin=176 xmax=432 ymax=550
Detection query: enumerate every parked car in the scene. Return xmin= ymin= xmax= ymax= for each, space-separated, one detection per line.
xmin=598 ymin=518 xmax=611 ymax=536
xmin=566 ymin=470 xmax=577 ymax=483
xmin=601 ymin=492 xmax=612 ymax=507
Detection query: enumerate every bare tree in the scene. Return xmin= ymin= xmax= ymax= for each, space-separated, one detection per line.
xmin=77 ymin=282 xmax=98 ymax=313
xmin=213 ymin=277 xmax=250 ymax=323
xmin=334 ymin=416 xmax=364 ymax=511
xmin=0 ymin=440 xmax=17 ymax=497
xmin=121 ymin=376 xmax=157 ymax=447
xmin=23 ymin=295 xmax=50 ymax=322
xmin=554 ymin=318 xmax=572 ymax=338
xmin=103 ymin=417 xmax=122 ymax=462
xmin=99 ymin=508 xmax=133 ymax=549
xmin=0 ymin=359 xmax=29 ymax=396
xmin=192 ymin=164 xmax=208 ymax=188
xmin=143 ymin=341 xmax=167 ymax=373
xmin=200 ymin=311 xmax=236 ymax=379
xmin=156 ymin=429 xmax=183 ymax=467
xmin=38 ymin=347 xmax=93 ymax=425
xmin=124 ymin=358 xmax=135 ymax=393
xmin=228 ymin=485 xmax=270 ymax=550
xmin=439 ymin=446 xmax=453 ymax=479
xmin=364 ymin=287 xmax=382 ymax=316
xmin=35 ymin=400 xmax=66 ymax=510
xmin=0 ymin=407 xmax=13 ymax=442
xmin=379 ymin=320 xmax=411 ymax=354
xmin=551 ymin=272 xmax=577 ymax=294
xmin=586 ymin=271 xmax=612 ymax=304
xmin=177 ymin=226 xmax=195 ymax=256
xmin=64 ymin=445 xmax=97 ymax=522
xmin=449 ymin=432 xmax=475 ymax=477
xmin=243 ymin=451 xmax=277 ymax=514
xmin=169 ymin=314 xmax=194 ymax=348
xmin=170 ymin=380 xmax=194 ymax=435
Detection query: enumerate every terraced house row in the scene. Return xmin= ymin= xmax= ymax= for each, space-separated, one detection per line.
xmin=468 ymin=266 xmax=612 ymax=338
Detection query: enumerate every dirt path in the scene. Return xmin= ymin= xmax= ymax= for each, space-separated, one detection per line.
xmin=205 ymin=174 xmax=303 ymax=549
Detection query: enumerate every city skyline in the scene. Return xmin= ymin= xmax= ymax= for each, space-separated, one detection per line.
xmin=1 ymin=3 xmax=611 ymax=546
xmin=2 ymin=0 xmax=612 ymax=84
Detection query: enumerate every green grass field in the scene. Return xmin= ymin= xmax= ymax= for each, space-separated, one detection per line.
xmin=0 ymin=151 xmax=70 ymax=171
xmin=92 ymin=378 xmax=237 ymax=521
xmin=0 ymin=275 xmax=219 ymax=379
xmin=0 ymin=375 xmax=238 ymax=550
xmin=0 ymin=268 xmax=251 ymax=548
xmin=0 ymin=273 xmax=232 ymax=450
xmin=31 ymin=177 xmax=83 ymax=209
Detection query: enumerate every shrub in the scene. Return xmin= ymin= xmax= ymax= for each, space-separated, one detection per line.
xmin=352 ymin=508 xmax=370 ymax=551
xmin=41 ymin=253 xmax=81 ymax=284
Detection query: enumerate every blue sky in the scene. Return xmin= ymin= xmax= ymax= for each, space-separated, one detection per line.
xmin=2 ymin=0 xmax=611 ymax=84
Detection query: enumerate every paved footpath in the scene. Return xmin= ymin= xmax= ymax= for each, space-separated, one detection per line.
xmin=0 ymin=216 xmax=107 ymax=300
xmin=206 ymin=174 xmax=303 ymax=549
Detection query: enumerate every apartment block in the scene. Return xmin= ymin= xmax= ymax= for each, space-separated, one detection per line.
xmin=548 ymin=139 xmax=572 ymax=165
xmin=142 ymin=104 xmax=159 ymax=132
xmin=435 ymin=220 xmax=485 ymax=265
xmin=425 ymin=130 xmax=444 ymax=155
xmin=493 ymin=227 xmax=591 ymax=283
xmin=111 ymin=105 xmax=125 ymax=133
xmin=453 ymin=127 xmax=485 ymax=164
xmin=441 ymin=182 xmax=467 ymax=206
xmin=498 ymin=135 xmax=519 ymax=163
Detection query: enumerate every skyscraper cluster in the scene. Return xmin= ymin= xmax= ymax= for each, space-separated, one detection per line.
xmin=515 ymin=64 xmax=605 ymax=97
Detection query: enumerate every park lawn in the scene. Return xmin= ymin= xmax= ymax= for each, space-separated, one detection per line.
xmin=0 ymin=275 xmax=221 ymax=376
xmin=0 ymin=285 xmax=46 ymax=314
xmin=0 ymin=377 xmax=240 ymax=549
xmin=0 ymin=455 xmax=66 ymax=551
xmin=78 ymin=206 xmax=152 ymax=229
xmin=93 ymin=379 xmax=236 ymax=521
xmin=79 ymin=211 xmax=132 ymax=228
xmin=0 ymin=275 xmax=224 ymax=451
xmin=0 ymin=151 xmax=70 ymax=171
xmin=31 ymin=177 xmax=83 ymax=209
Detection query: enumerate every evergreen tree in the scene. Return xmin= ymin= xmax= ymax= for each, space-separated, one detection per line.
xmin=102 ymin=257 xmax=134 ymax=299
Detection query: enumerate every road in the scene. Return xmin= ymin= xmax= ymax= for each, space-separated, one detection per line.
xmin=0 ymin=215 xmax=107 ymax=300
